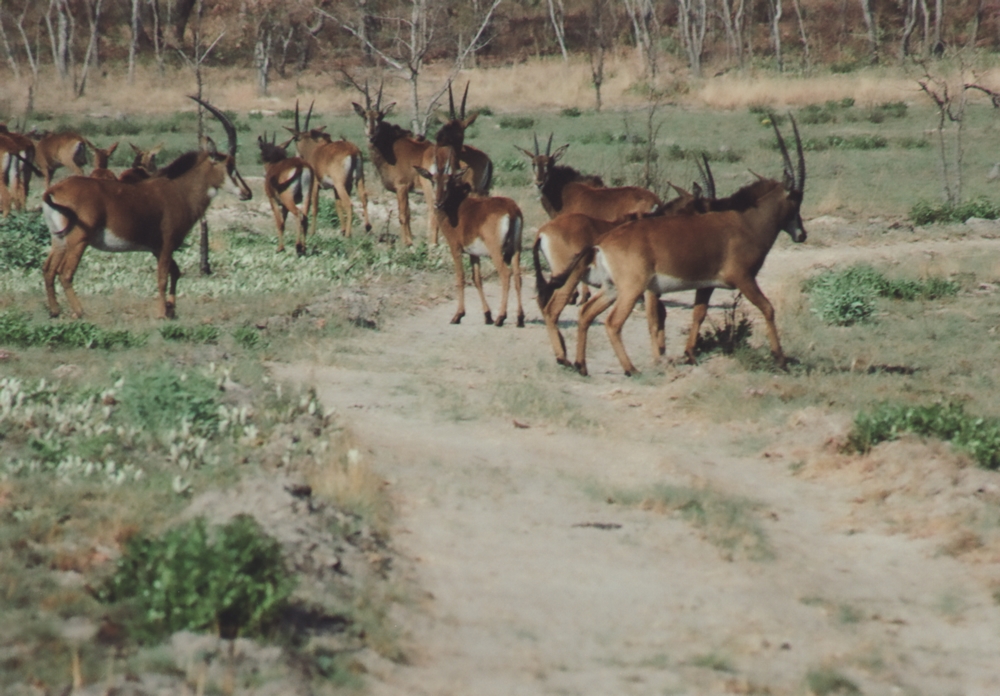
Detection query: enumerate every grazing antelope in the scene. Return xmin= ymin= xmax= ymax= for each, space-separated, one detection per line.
xmin=32 ymin=130 xmax=88 ymax=188
xmin=352 ymin=83 xmax=437 ymax=246
xmin=0 ymin=124 xmax=36 ymax=214
xmin=434 ymin=81 xmax=494 ymax=197
xmin=258 ymin=132 xmax=316 ymax=255
xmin=416 ymin=159 xmax=525 ymax=327
xmin=283 ymin=101 xmax=371 ymax=239
xmin=41 ymin=98 xmax=252 ymax=320
xmin=552 ymin=117 xmax=807 ymax=376
xmin=86 ymin=140 xmax=119 ymax=180
xmin=517 ymin=133 xmax=661 ymax=220
xmin=118 ymin=142 xmax=162 ymax=183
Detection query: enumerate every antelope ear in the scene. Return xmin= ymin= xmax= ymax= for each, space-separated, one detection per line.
xmin=414 ymin=166 xmax=433 ymax=181
xmin=462 ymin=112 xmax=478 ymax=128
xmin=381 ymin=102 xmax=396 ymax=117
xmin=107 ymin=142 xmax=119 ymax=156
xmin=150 ymin=143 xmax=164 ymax=155
xmin=551 ymin=144 xmax=570 ymax=160
xmin=691 ymin=182 xmax=703 ymax=199
xmin=352 ymin=102 xmax=366 ymax=118
xmin=515 ymin=146 xmax=534 ymax=159
xmin=200 ymin=134 xmax=218 ymax=154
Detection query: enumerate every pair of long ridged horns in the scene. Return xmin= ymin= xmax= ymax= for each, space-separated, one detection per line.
xmin=532 ymin=132 xmax=555 ymax=157
xmin=189 ymin=96 xmax=238 ymax=158
xmin=770 ymin=113 xmax=806 ymax=193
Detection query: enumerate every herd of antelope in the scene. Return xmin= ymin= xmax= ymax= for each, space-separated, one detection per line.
xmin=0 ymin=82 xmax=808 ymax=375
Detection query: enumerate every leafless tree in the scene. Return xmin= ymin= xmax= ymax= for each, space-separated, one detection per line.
xmin=76 ymin=0 xmax=103 ymax=97
xmin=899 ymin=0 xmax=921 ymax=62
xmin=0 ymin=1 xmax=20 ymax=79
xmin=790 ymin=0 xmax=810 ymax=71
xmin=586 ymin=0 xmax=616 ymax=111
xmin=547 ymin=0 xmax=568 ymax=61
xmin=717 ymin=0 xmax=746 ymax=67
xmin=128 ymin=0 xmax=140 ymax=83
xmin=623 ymin=0 xmax=659 ymax=81
xmin=45 ymin=0 xmax=74 ymax=83
xmin=859 ymin=0 xmax=878 ymax=62
xmin=918 ymin=57 xmax=972 ymax=205
xmin=15 ymin=3 xmax=39 ymax=82
xmin=768 ymin=0 xmax=782 ymax=72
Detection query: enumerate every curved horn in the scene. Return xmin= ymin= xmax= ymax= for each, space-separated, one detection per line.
xmin=190 ymin=96 xmax=238 ymax=158
xmin=448 ymin=81 xmax=456 ymax=119
xmin=376 ymin=81 xmax=384 ymax=112
xmin=546 ymin=132 xmax=554 ymax=157
xmin=293 ymin=99 xmax=301 ymax=133
xmin=790 ymin=114 xmax=805 ymax=193
xmin=533 ymin=132 xmax=540 ymax=156
xmin=460 ymin=81 xmax=470 ymax=119
xmin=696 ymin=153 xmax=716 ymax=199
xmin=305 ymin=101 xmax=315 ymax=130
xmin=770 ymin=113 xmax=794 ymax=190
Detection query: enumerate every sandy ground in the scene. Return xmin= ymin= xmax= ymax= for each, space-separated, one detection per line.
xmin=269 ymin=227 xmax=1000 ymax=696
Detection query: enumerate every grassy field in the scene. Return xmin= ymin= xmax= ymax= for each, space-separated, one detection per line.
xmin=3 ymin=72 xmax=1000 ymax=692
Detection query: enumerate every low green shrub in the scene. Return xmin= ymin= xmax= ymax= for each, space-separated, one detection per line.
xmin=911 ymin=197 xmax=1000 ymax=225
xmin=98 ymin=515 xmax=295 ymax=641
xmin=560 ymin=106 xmax=582 ymax=117
xmin=898 ymin=135 xmax=930 ymax=149
xmin=160 ymin=324 xmax=220 ymax=344
xmin=0 ymin=311 xmax=147 ymax=349
xmin=498 ymin=116 xmax=535 ymax=130
xmin=0 ymin=211 xmax=49 ymax=272
xmin=234 ymin=325 xmax=264 ymax=349
xmin=846 ymin=401 xmax=1000 ymax=470
xmin=117 ymin=364 xmax=221 ymax=437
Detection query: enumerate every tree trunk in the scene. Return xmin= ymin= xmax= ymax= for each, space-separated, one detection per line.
xmin=129 ymin=0 xmax=140 ymax=83
xmin=791 ymin=0 xmax=810 ymax=71
xmin=77 ymin=0 xmax=103 ymax=97
xmin=0 ymin=10 xmax=20 ymax=79
xmin=900 ymin=0 xmax=918 ymax=62
xmin=149 ymin=0 xmax=164 ymax=74
xmin=547 ymin=0 xmax=568 ymax=60
xmin=859 ymin=0 xmax=878 ymax=63
xmin=15 ymin=7 xmax=38 ymax=80
xmin=255 ymin=21 xmax=272 ymax=95
xmin=933 ymin=0 xmax=943 ymax=53
xmin=769 ymin=0 xmax=783 ymax=72
xmin=678 ymin=0 xmax=707 ymax=78
xmin=719 ymin=0 xmax=746 ymax=66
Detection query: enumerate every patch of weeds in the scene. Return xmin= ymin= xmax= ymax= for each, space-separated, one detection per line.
xmin=690 ymin=652 xmax=735 ymax=672
xmin=695 ymin=295 xmax=754 ymax=356
xmin=560 ymin=106 xmax=582 ymax=117
xmin=845 ymin=401 xmax=1000 ymax=470
xmin=498 ymin=116 xmax=535 ymax=130
xmin=0 ymin=311 xmax=147 ymax=349
xmin=806 ymin=667 xmax=861 ymax=695
xmin=496 ymin=156 xmax=527 ymax=172
xmin=830 ymin=60 xmax=860 ymax=74
xmin=476 ymin=105 xmax=494 ymax=116
xmin=159 ymin=324 xmax=220 ymax=344
xmin=117 ymin=364 xmax=222 ymax=438
xmin=0 ymin=211 xmax=49 ymax=272
xmin=837 ymin=603 xmax=865 ymax=624
xmin=911 ymin=196 xmax=1000 ymax=224
xmin=897 ymin=135 xmax=930 ymax=149
xmin=234 ymin=325 xmax=264 ymax=349
xmin=98 ymin=515 xmax=295 ymax=641
xmin=798 ymin=103 xmax=839 ymax=124
xmin=491 ymin=378 xmax=592 ymax=429
xmin=664 ymin=143 xmax=742 ymax=163
xmin=600 ymin=483 xmax=773 ymax=560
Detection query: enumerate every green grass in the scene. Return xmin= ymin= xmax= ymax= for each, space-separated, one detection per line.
xmin=0 ymin=211 xmax=49 ymax=273
xmin=910 ymin=197 xmax=1000 ymax=224
xmin=806 ymin=667 xmax=861 ymax=695
xmin=0 ymin=310 xmax=148 ymax=349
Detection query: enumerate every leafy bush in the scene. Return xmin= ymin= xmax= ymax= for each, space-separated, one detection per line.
xmin=803 ymin=265 xmax=958 ymax=325
xmin=663 ymin=144 xmax=742 ymax=163
xmin=99 ymin=515 xmax=295 ymax=640
xmin=76 ymin=118 xmax=144 ymax=137
xmin=911 ymin=197 xmax=1000 ymax=224
xmin=160 ymin=324 xmax=220 ymax=344
xmin=0 ymin=211 xmax=49 ymax=272
xmin=498 ymin=116 xmax=535 ymax=130
xmin=846 ymin=402 xmax=1000 ymax=470
xmin=798 ymin=103 xmax=838 ymax=125
xmin=898 ymin=136 xmax=930 ymax=149
xmin=694 ymin=298 xmax=754 ymax=356
xmin=117 ymin=364 xmax=221 ymax=437
xmin=560 ymin=106 xmax=582 ymax=117
xmin=476 ymin=105 xmax=494 ymax=116
xmin=0 ymin=311 xmax=146 ymax=349
xmin=233 ymin=325 xmax=263 ymax=349
xmin=786 ymin=134 xmax=888 ymax=152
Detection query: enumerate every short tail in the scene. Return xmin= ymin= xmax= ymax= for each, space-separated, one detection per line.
xmin=536 ymin=242 xmax=595 ymax=310
xmin=42 ymin=191 xmax=77 ymax=237
xmin=502 ymin=213 xmax=522 ymax=266
xmin=533 ymin=236 xmax=551 ymax=311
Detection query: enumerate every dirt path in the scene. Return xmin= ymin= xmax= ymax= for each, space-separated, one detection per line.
xmin=272 ymin=235 xmax=1000 ymax=696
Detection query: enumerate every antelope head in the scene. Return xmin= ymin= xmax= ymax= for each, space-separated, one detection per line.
xmin=257 ymin=132 xmax=288 ymax=164
xmin=435 ymin=81 xmax=477 ymax=150
xmin=770 ymin=114 xmax=807 ymax=243
xmin=516 ymin=133 xmax=569 ymax=190
xmin=351 ymin=81 xmax=396 ymax=142
xmin=190 ymin=96 xmax=252 ymax=201
xmin=415 ymin=157 xmax=471 ymax=221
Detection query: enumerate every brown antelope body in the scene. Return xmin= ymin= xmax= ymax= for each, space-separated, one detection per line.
xmin=258 ymin=133 xmax=316 ymax=255
xmin=87 ymin=140 xmax=119 ymax=180
xmin=518 ymin=134 xmax=660 ymax=220
xmin=41 ymin=99 xmax=251 ymax=320
xmin=557 ymin=118 xmax=807 ymax=376
xmin=352 ymin=84 xmax=436 ymax=246
xmin=33 ymin=131 xmax=88 ymax=187
xmin=284 ymin=102 xmax=370 ymax=238
xmin=0 ymin=125 xmax=36 ymax=215
xmin=417 ymin=161 xmax=525 ymax=327
xmin=433 ymin=81 xmax=494 ymax=198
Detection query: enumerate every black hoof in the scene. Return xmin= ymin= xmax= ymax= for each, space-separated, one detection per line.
xmin=365 ymin=224 xmax=372 ymax=232
xmin=450 ymin=313 xmax=464 ymax=325
xmin=574 ymin=362 xmax=589 ymax=377
xmin=484 ymin=311 xmax=493 ymax=325
xmin=516 ymin=314 xmax=525 ymax=328
xmin=495 ymin=315 xmax=506 ymax=327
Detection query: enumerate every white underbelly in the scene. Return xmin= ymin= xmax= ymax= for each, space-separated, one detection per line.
xmin=648 ymin=274 xmax=724 ymax=295
xmin=92 ymin=228 xmax=152 ymax=252
xmin=465 ymin=237 xmax=489 ymax=257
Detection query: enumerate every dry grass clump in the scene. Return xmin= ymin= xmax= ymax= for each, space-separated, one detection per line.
xmin=304 ymin=436 xmax=392 ymax=536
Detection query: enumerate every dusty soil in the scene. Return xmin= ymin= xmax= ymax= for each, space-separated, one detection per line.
xmin=268 ymin=222 xmax=1000 ymax=696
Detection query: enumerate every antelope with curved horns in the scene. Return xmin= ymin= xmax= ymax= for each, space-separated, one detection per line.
xmin=32 ymin=130 xmax=88 ymax=188
xmin=85 ymin=140 xmax=119 ymax=180
xmin=434 ymin=81 xmax=494 ymax=197
xmin=0 ymin=124 xmax=36 ymax=215
xmin=119 ymin=142 xmax=162 ymax=183
xmin=416 ymin=158 xmax=525 ymax=327
xmin=283 ymin=101 xmax=371 ymax=239
xmin=258 ymin=132 xmax=317 ymax=255
xmin=41 ymin=97 xmax=252 ymax=320
xmin=552 ymin=116 xmax=807 ymax=376
xmin=516 ymin=133 xmax=661 ymax=220
xmin=352 ymin=81 xmax=437 ymax=246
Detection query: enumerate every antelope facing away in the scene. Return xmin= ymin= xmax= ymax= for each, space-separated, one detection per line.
xmin=119 ymin=142 xmax=162 ymax=183
xmin=417 ymin=159 xmax=525 ymax=327
xmin=32 ymin=130 xmax=88 ymax=187
xmin=86 ymin=140 xmax=118 ymax=180
xmin=283 ymin=101 xmax=371 ymax=239
xmin=352 ymin=82 xmax=437 ymax=246
xmin=517 ymin=133 xmax=661 ymax=220
xmin=550 ymin=116 xmax=807 ymax=376
xmin=258 ymin=132 xmax=317 ymax=255
xmin=41 ymin=98 xmax=252 ymax=320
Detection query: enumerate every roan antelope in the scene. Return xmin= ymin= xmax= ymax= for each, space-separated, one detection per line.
xmin=352 ymin=83 xmax=437 ymax=246
xmin=32 ymin=130 xmax=88 ymax=188
xmin=283 ymin=101 xmax=371 ymax=239
xmin=41 ymin=97 xmax=252 ymax=320
xmin=0 ymin=124 xmax=37 ymax=215
xmin=416 ymin=159 xmax=525 ymax=327
xmin=517 ymin=133 xmax=661 ymax=220
xmin=258 ymin=132 xmax=317 ymax=255
xmin=86 ymin=140 xmax=119 ymax=180
xmin=550 ymin=117 xmax=807 ymax=376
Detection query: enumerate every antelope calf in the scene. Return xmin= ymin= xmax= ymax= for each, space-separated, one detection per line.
xmin=517 ymin=133 xmax=660 ymax=220
xmin=284 ymin=102 xmax=370 ymax=239
xmin=86 ymin=140 xmax=119 ymax=180
xmin=41 ymin=99 xmax=251 ymax=320
xmin=258 ymin=133 xmax=316 ymax=255
xmin=417 ymin=161 xmax=525 ymax=327
xmin=556 ymin=118 xmax=807 ymax=376
xmin=352 ymin=83 xmax=437 ymax=246
xmin=119 ymin=142 xmax=162 ymax=183
xmin=33 ymin=130 xmax=88 ymax=187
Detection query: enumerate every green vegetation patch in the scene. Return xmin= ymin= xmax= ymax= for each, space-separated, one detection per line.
xmin=803 ymin=265 xmax=959 ymax=325
xmin=0 ymin=311 xmax=147 ymax=349
xmin=846 ymin=401 xmax=1000 ymax=469
xmin=0 ymin=211 xmax=49 ymax=272
xmin=498 ymin=116 xmax=536 ymax=130
xmin=98 ymin=515 xmax=295 ymax=641
xmin=806 ymin=667 xmax=862 ymax=695
xmin=910 ymin=197 xmax=1000 ymax=224
xmin=159 ymin=323 xmax=220 ymax=344
xmin=117 ymin=364 xmax=222 ymax=438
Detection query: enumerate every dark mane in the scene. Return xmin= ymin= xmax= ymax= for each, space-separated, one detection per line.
xmin=370 ymin=121 xmax=415 ymax=166
xmin=159 ymin=151 xmax=202 ymax=179
xmin=258 ymin=141 xmax=288 ymax=164
xmin=541 ymin=165 xmax=604 ymax=212
xmin=714 ymin=178 xmax=782 ymax=213
xmin=435 ymin=121 xmax=464 ymax=149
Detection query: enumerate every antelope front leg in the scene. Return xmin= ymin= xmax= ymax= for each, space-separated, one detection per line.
xmin=645 ymin=290 xmax=666 ymax=360
xmin=448 ymin=243 xmax=467 ymax=324
xmin=574 ymin=291 xmax=616 ymax=377
xmin=512 ymin=250 xmax=525 ymax=328
xmin=684 ymin=287 xmax=715 ymax=364
xmin=470 ymin=255 xmax=494 ymax=324
xmin=738 ymin=279 xmax=786 ymax=369
xmin=396 ymin=185 xmax=414 ymax=246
